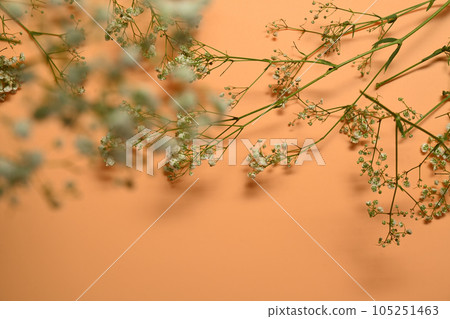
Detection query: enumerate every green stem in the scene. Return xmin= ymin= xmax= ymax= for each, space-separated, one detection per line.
xmin=388 ymin=125 xmax=399 ymax=234
xmin=404 ymin=95 xmax=450 ymax=134
xmin=0 ymin=2 xmax=62 ymax=84
xmin=361 ymin=92 xmax=450 ymax=153
xmin=0 ymin=36 xmax=20 ymax=44
xmin=376 ymin=46 xmax=449 ymax=88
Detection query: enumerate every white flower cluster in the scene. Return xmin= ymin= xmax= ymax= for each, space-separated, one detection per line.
xmin=157 ymin=54 xmax=208 ymax=83
xmin=247 ymin=142 xmax=288 ymax=178
xmin=150 ymin=0 xmax=210 ymax=27
xmin=420 ymin=123 xmax=450 ymax=171
xmin=164 ymin=139 xmax=220 ymax=179
xmin=339 ymin=107 xmax=376 ymax=144
xmin=357 ymin=145 xmax=390 ymax=194
xmin=267 ymin=50 xmax=298 ymax=98
xmin=292 ymin=98 xmax=327 ymax=127
xmin=0 ymin=151 xmax=42 ymax=196
xmin=0 ymin=53 xmax=25 ymax=101
xmin=165 ymin=141 xmax=191 ymax=170
xmin=163 ymin=113 xmax=199 ymax=179
xmin=416 ymin=179 xmax=450 ymax=220
xmin=105 ymin=5 xmax=144 ymax=45
xmin=99 ymin=132 xmax=123 ymax=167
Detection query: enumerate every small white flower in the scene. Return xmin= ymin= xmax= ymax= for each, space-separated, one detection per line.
xmin=420 ymin=143 xmax=429 ymax=153
xmin=178 ymin=132 xmax=189 ymax=140
xmin=169 ymin=158 xmax=178 ymax=167
xmin=106 ymin=157 xmax=115 ymax=166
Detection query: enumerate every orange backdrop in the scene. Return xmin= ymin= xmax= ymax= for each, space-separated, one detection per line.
xmin=0 ymin=0 xmax=449 ymax=300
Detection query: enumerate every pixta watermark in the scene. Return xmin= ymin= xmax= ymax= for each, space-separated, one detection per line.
xmin=126 ymin=129 xmax=325 ymax=176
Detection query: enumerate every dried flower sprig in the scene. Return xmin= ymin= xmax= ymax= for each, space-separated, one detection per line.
xmin=137 ymin=0 xmax=450 ymax=245
xmin=0 ymin=0 xmax=449 ymax=247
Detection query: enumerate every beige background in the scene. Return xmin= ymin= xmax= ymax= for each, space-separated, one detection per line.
xmin=0 ymin=0 xmax=450 ymax=300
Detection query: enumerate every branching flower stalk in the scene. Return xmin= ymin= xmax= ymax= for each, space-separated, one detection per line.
xmin=0 ymin=0 xmax=449 ymax=246
xmin=0 ymin=1 xmax=86 ymax=92
xmin=140 ymin=0 xmax=450 ymax=245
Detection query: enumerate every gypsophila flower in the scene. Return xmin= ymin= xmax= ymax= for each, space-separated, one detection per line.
xmin=421 ymin=143 xmax=430 ymax=153
xmin=0 ymin=54 xmax=25 ymax=101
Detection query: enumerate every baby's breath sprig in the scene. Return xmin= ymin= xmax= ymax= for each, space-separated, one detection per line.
xmin=54 ymin=0 xmax=450 ymax=244
xmin=0 ymin=1 xmax=87 ymax=93
xmin=166 ymin=0 xmax=450 ymax=245
xmin=0 ymin=53 xmax=25 ymax=101
xmin=0 ymin=14 xmax=21 ymax=47
xmin=0 ymin=0 xmax=449 ymax=246
xmin=0 ymin=151 xmax=43 ymax=202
